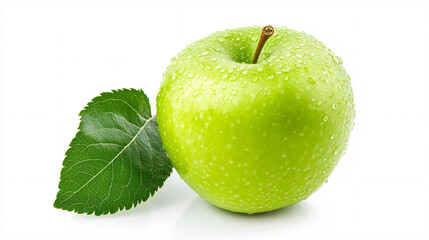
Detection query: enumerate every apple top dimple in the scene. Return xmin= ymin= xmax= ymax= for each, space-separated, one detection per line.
xmin=157 ymin=26 xmax=355 ymax=132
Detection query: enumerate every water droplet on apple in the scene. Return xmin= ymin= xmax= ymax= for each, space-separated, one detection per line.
xmin=283 ymin=66 xmax=291 ymax=72
xmin=317 ymin=100 xmax=322 ymax=106
xmin=325 ymin=61 xmax=331 ymax=68
xmin=319 ymin=76 xmax=327 ymax=83
xmin=251 ymin=76 xmax=258 ymax=82
xmin=222 ymin=74 xmax=228 ymax=79
xmin=242 ymin=70 xmax=248 ymax=75
xmin=331 ymin=104 xmax=337 ymax=110
xmin=330 ymin=133 xmax=335 ymax=140
xmin=257 ymin=66 xmax=264 ymax=72
xmin=268 ymin=75 xmax=274 ymax=80
xmin=231 ymin=89 xmax=238 ymax=96
xmin=333 ymin=55 xmax=343 ymax=64
xmin=323 ymin=115 xmax=329 ymax=122
xmin=308 ymin=77 xmax=316 ymax=84
xmin=188 ymin=73 xmax=194 ymax=78
xmin=284 ymin=76 xmax=289 ymax=81
xmin=251 ymin=35 xmax=258 ymax=41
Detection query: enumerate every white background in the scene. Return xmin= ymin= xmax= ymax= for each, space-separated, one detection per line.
xmin=1 ymin=0 xmax=428 ymax=239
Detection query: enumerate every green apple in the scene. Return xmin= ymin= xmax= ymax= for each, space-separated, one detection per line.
xmin=156 ymin=26 xmax=355 ymax=214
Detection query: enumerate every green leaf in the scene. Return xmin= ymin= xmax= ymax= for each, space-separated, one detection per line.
xmin=54 ymin=89 xmax=172 ymax=215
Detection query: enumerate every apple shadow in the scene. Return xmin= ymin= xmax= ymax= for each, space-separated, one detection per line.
xmin=172 ymin=197 xmax=312 ymax=239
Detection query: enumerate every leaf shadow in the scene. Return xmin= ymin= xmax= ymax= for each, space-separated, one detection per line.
xmin=70 ymin=171 xmax=190 ymax=220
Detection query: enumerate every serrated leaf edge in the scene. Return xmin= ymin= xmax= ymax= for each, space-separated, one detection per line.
xmin=55 ymin=114 xmax=156 ymax=207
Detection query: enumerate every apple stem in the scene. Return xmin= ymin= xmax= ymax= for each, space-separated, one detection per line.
xmin=252 ymin=26 xmax=274 ymax=64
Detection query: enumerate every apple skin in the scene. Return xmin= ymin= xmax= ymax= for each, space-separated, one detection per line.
xmin=156 ymin=26 xmax=355 ymax=214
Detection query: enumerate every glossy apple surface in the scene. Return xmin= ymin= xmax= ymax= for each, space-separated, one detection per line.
xmin=156 ymin=26 xmax=355 ymax=214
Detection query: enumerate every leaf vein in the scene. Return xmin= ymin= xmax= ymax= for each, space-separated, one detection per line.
xmin=56 ymin=115 xmax=156 ymax=205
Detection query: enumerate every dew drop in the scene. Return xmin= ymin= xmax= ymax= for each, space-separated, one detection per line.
xmin=308 ymin=77 xmax=316 ymax=84
xmin=242 ymin=70 xmax=248 ymax=75
xmin=188 ymin=73 xmax=194 ymax=78
xmin=257 ymin=66 xmax=264 ymax=72
xmin=231 ymin=89 xmax=238 ymax=96
xmin=323 ymin=115 xmax=329 ymax=122
xmin=222 ymin=74 xmax=228 ymax=79
xmin=268 ymin=75 xmax=274 ymax=80
xmin=325 ymin=61 xmax=331 ymax=68
xmin=333 ymin=56 xmax=343 ymax=64
xmin=331 ymin=104 xmax=337 ymax=110
xmin=284 ymin=76 xmax=289 ymax=81
xmin=251 ymin=76 xmax=258 ymax=82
